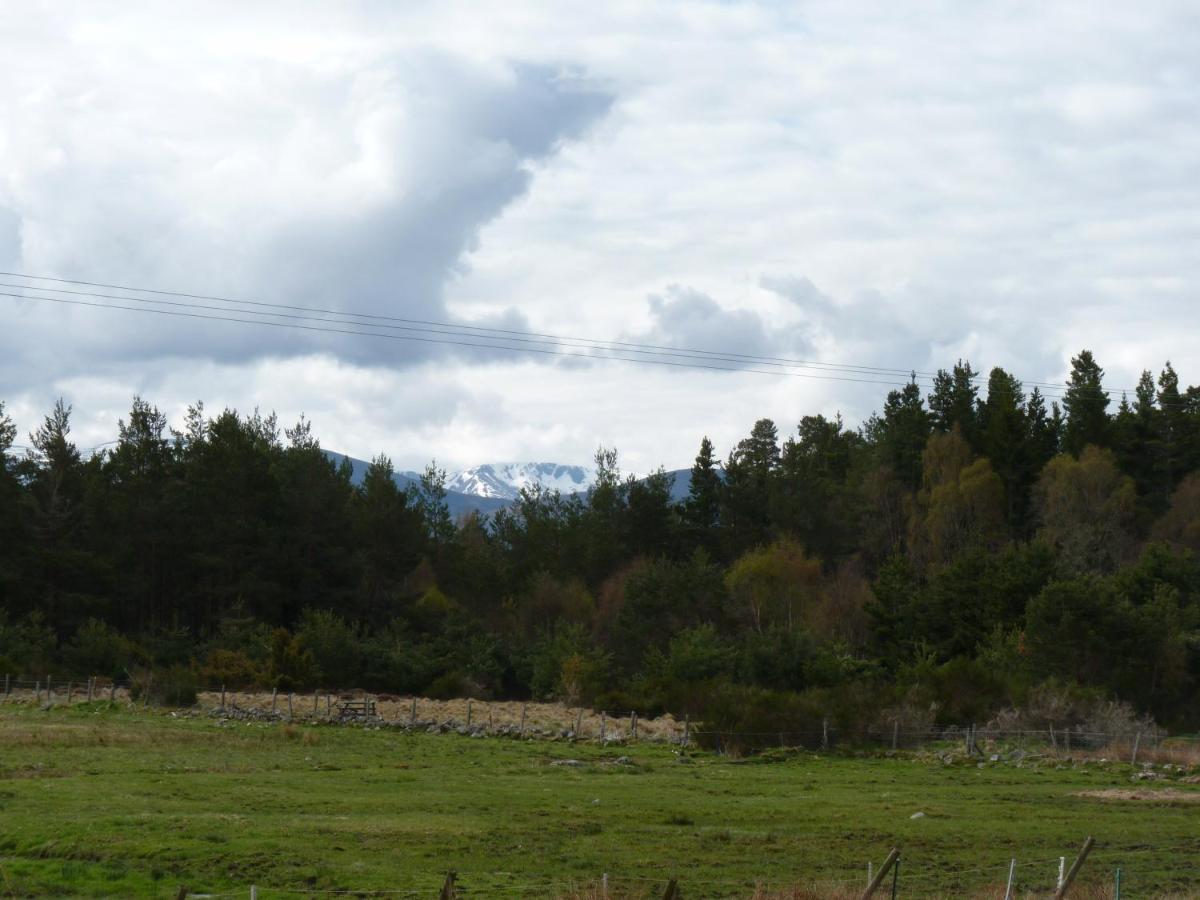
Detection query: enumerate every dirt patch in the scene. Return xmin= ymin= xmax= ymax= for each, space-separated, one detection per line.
xmin=1076 ymin=788 xmax=1200 ymax=803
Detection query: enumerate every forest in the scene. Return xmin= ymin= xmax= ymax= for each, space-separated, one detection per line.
xmin=2 ymin=350 xmax=1199 ymax=735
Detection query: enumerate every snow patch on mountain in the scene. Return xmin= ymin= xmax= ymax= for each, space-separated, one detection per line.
xmin=446 ymin=462 xmax=595 ymax=500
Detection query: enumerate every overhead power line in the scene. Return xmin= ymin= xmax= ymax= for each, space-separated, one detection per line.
xmin=0 ymin=270 xmax=1151 ymax=398
xmin=0 ymin=270 xmax=1084 ymax=393
xmin=0 ymin=290 xmax=935 ymax=389
xmin=0 ymin=270 xmax=938 ymax=381
xmin=0 ymin=281 xmax=940 ymax=381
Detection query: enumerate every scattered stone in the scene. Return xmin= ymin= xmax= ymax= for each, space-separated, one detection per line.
xmin=910 ymin=811 xmax=926 ymax=819
xmin=550 ymin=759 xmax=583 ymax=767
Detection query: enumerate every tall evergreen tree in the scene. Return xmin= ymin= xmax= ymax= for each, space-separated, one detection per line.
xmin=979 ymin=368 xmax=1027 ymax=528
xmin=682 ymin=436 xmax=721 ymax=535
xmin=870 ymin=378 xmax=931 ymax=490
xmin=1062 ymin=350 xmax=1110 ymax=455
xmin=929 ymin=359 xmax=980 ymax=446
xmin=417 ymin=462 xmax=454 ymax=548
xmin=722 ymin=419 xmax=779 ymax=553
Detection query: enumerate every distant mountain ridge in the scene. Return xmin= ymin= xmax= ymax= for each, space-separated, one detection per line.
xmin=445 ymin=462 xmax=594 ymax=500
xmin=325 ymin=452 xmax=692 ymax=518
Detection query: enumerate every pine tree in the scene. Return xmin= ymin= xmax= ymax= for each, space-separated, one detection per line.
xmin=929 ymin=360 xmax=980 ymax=446
xmin=418 ymin=462 xmax=455 ymax=547
xmin=722 ymin=419 xmax=780 ymax=553
xmin=872 ymin=378 xmax=931 ymax=490
xmin=979 ymin=367 xmax=1026 ymax=528
xmin=683 ymin=436 xmax=721 ymax=533
xmin=1062 ymin=350 xmax=1110 ymax=455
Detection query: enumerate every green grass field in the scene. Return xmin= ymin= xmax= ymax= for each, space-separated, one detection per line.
xmin=0 ymin=703 xmax=1197 ymax=898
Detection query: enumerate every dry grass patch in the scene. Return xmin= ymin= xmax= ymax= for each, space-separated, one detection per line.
xmin=1076 ymin=788 xmax=1200 ymax=803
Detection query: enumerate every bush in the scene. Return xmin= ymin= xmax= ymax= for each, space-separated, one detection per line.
xmin=129 ymin=665 xmax=198 ymax=707
xmin=266 ymin=628 xmax=317 ymax=691
xmin=295 ymin=609 xmax=363 ymax=688
xmin=695 ymin=683 xmax=828 ymax=753
xmin=198 ymin=649 xmax=261 ymax=690
xmin=425 ymin=670 xmax=481 ymax=700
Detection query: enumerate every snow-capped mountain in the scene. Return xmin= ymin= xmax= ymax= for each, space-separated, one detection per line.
xmin=445 ymin=462 xmax=595 ymax=500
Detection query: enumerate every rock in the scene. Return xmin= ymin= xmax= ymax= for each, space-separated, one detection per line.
xmin=615 ymin=756 xmax=633 ymax=765
xmin=989 ymin=754 xmax=1000 ymax=762
xmin=910 ymin=811 xmax=925 ymax=819
xmin=551 ymin=759 xmax=584 ymax=767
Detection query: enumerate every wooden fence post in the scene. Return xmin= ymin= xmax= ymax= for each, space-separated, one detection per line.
xmin=220 ymin=685 xmax=226 ymax=712
xmin=683 ymin=713 xmax=690 ymax=747
xmin=110 ymin=681 xmax=116 ymax=702
xmin=312 ymin=689 xmax=318 ymax=714
xmin=631 ymin=711 xmax=638 ymax=739
xmin=1130 ymin=732 xmax=1142 ymax=766
xmin=892 ymin=720 xmax=898 ymax=750
xmin=35 ymin=680 xmax=41 ymax=705
xmin=860 ymin=849 xmax=900 ymax=900
xmin=662 ymin=878 xmax=680 ymax=899
xmin=600 ymin=711 xmax=606 ymax=742
xmin=87 ymin=677 xmax=94 ymax=702
xmin=271 ymin=687 xmax=278 ymax=714
xmin=326 ymin=693 xmax=332 ymax=717
xmin=410 ymin=697 xmax=417 ymax=725
xmin=47 ymin=675 xmax=53 ymax=702
xmin=520 ymin=703 xmax=528 ymax=736
xmin=822 ymin=717 xmax=829 ymax=750
xmin=439 ymin=870 xmax=457 ymax=899
xmin=1054 ymin=837 xmax=1095 ymax=899
xmin=287 ymin=692 xmax=293 ymax=721
xmin=575 ymin=709 xmax=583 ymax=736
xmin=249 ymin=887 xmax=258 ymax=900
xmin=3 ymin=673 xmax=8 ymax=698
xmin=467 ymin=700 xmax=472 ymax=727
xmin=67 ymin=682 xmax=74 ymax=704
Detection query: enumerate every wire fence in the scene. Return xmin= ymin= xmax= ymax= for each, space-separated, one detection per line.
xmin=3 ymin=674 xmax=1198 ymax=765
xmin=115 ymin=839 xmax=1164 ymax=899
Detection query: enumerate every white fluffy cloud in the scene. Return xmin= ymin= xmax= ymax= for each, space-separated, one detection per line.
xmin=1 ymin=2 xmax=1197 ymax=472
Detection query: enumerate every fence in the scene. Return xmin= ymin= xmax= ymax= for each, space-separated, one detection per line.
xmin=3 ymin=676 xmax=1197 ymax=765
xmin=151 ymin=836 xmax=1137 ymax=899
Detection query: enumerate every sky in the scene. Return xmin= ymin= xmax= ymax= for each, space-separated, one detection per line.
xmin=1 ymin=1 xmax=1198 ymax=474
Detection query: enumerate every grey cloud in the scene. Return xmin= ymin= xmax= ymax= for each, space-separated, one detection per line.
xmin=0 ymin=48 xmax=612 ymax=387
xmin=622 ymin=285 xmax=817 ymax=368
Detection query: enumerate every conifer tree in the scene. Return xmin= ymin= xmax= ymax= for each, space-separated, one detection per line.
xmin=683 ymin=436 xmax=721 ymax=533
xmin=1062 ymin=350 xmax=1110 ymax=455
xmin=929 ymin=359 xmax=980 ymax=446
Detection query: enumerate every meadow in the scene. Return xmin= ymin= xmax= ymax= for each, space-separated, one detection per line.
xmin=0 ymin=703 xmax=1197 ymax=898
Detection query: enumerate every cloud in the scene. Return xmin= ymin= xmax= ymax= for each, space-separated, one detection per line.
xmin=2 ymin=1 xmax=1198 ymax=472
xmin=620 ymin=284 xmax=817 ymax=369
xmin=0 ymin=31 xmax=611 ymax=383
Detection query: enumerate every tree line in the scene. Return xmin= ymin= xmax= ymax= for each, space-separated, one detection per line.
xmin=1 ymin=350 xmax=1199 ymax=735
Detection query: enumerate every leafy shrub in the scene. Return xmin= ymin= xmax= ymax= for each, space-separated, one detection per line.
xmin=129 ymin=665 xmax=198 ymax=707
xmin=198 ymin=649 xmax=261 ymax=689
xmin=63 ymin=620 xmax=145 ymax=680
